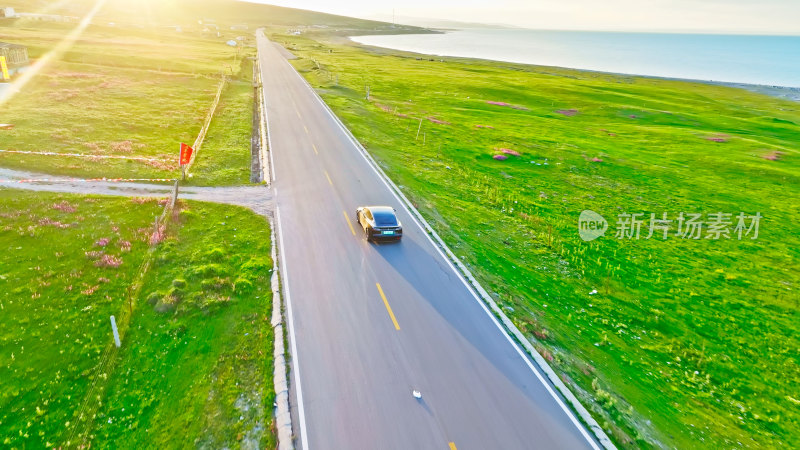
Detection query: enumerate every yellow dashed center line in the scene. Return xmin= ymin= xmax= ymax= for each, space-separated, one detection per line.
xmin=376 ymin=283 xmax=401 ymax=331
xmin=448 ymin=443 xmax=457 ymax=450
xmin=312 ymin=143 xmax=319 ymax=155
xmin=324 ymin=170 xmax=333 ymax=185
xmin=295 ymin=108 xmax=302 ymax=119
xmin=343 ymin=210 xmax=356 ymax=236
xmin=303 ymin=125 xmax=309 ymax=134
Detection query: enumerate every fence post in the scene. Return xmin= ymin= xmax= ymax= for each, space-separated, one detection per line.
xmin=110 ymin=316 xmax=121 ymax=348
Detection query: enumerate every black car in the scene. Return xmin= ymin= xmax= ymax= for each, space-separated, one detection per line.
xmin=356 ymin=206 xmax=403 ymax=242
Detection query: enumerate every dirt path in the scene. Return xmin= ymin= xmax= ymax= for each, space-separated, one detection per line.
xmin=0 ymin=168 xmax=273 ymax=217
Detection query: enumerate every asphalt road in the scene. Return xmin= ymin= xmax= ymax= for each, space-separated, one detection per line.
xmin=257 ymin=31 xmax=598 ymax=450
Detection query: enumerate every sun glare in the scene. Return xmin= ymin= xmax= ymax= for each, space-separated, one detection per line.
xmin=0 ymin=0 xmax=108 ymax=108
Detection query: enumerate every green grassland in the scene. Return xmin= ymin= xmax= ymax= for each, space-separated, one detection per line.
xmin=0 ymin=0 xmax=417 ymax=185
xmin=0 ymin=19 xmax=250 ymax=183
xmin=273 ymin=31 xmax=800 ymax=448
xmin=0 ymin=189 xmax=274 ymax=448
xmin=188 ymin=58 xmax=256 ymax=186
xmin=1 ymin=0 xmax=428 ymax=35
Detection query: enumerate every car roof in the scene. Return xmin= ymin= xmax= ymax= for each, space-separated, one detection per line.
xmin=367 ymin=206 xmax=395 ymax=215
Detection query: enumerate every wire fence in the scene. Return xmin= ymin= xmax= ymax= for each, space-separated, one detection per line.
xmin=67 ymin=180 xmax=180 ymax=447
xmin=184 ymin=74 xmax=228 ymax=176
xmin=63 ymin=59 xmax=231 ymax=446
xmin=0 ymin=149 xmax=174 ymax=162
xmin=0 ymin=177 xmax=176 ymax=183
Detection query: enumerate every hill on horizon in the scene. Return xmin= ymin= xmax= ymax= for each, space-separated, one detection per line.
xmin=1 ymin=0 xmax=429 ymax=34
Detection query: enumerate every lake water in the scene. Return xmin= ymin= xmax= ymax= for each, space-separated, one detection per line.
xmin=351 ymin=29 xmax=800 ymax=87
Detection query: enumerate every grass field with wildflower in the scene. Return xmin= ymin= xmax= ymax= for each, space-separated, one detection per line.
xmin=0 ymin=0 xmax=420 ymax=185
xmin=187 ymin=58 xmax=257 ymax=186
xmin=274 ymin=31 xmax=800 ymax=448
xmin=0 ymin=189 xmax=274 ymax=448
xmin=0 ymin=18 xmax=252 ymax=185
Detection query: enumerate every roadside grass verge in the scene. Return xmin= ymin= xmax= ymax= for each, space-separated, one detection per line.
xmin=0 ymin=20 xmax=248 ymax=184
xmin=275 ymin=31 xmax=800 ymax=448
xmin=188 ymin=57 xmax=256 ymax=186
xmin=0 ymin=189 xmax=274 ymax=448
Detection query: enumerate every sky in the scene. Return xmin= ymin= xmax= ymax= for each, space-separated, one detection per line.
xmin=244 ymin=0 xmax=800 ymax=34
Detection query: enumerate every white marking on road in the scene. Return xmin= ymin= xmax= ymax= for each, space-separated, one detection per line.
xmin=275 ymin=50 xmax=602 ymax=449
xmin=276 ymin=205 xmax=310 ymax=448
xmin=259 ymin=36 xmax=310 ymax=449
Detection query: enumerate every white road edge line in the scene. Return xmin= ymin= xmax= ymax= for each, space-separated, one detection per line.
xmin=268 ymin=203 xmax=292 ymax=446
xmin=275 ymin=40 xmax=613 ymax=449
xmin=276 ymin=204 xmax=310 ymax=450
xmin=260 ymin=29 xmax=308 ymax=450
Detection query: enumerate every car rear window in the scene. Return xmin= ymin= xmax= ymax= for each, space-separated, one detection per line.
xmin=372 ymin=210 xmax=398 ymax=226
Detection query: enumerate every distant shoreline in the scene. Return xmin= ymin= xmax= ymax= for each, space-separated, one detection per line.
xmin=346 ymin=31 xmax=800 ymax=101
xmin=703 ymin=81 xmax=800 ymax=102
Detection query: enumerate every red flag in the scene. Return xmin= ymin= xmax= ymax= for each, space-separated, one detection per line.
xmin=179 ymin=143 xmax=193 ymax=166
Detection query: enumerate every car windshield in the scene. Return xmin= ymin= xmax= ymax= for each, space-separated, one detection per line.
xmin=372 ymin=210 xmax=398 ymax=226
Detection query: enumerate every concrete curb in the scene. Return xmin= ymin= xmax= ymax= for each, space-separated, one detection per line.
xmin=258 ymin=29 xmax=293 ymax=449
xmin=254 ymin=55 xmax=270 ymax=184
xmin=268 ymin=213 xmax=294 ymax=449
xmin=289 ymin=62 xmax=616 ymax=449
